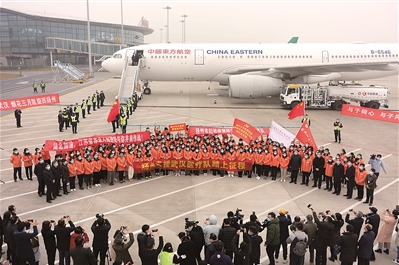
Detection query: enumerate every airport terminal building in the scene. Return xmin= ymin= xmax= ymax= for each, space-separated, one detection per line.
xmin=0 ymin=8 xmax=153 ymax=67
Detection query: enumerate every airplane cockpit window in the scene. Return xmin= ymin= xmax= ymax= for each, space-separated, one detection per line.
xmin=113 ymin=54 xmax=122 ymax=59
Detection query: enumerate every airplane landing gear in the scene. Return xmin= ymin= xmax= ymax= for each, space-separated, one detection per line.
xmin=143 ymin=87 xmax=151 ymax=95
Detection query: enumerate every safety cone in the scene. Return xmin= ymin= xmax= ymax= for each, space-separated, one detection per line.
xmin=214 ymin=98 xmax=217 ymax=104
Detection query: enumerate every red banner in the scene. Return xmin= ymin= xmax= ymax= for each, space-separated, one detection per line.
xmin=188 ymin=126 xmax=269 ymax=137
xmin=233 ymin=118 xmax=261 ymax=143
xmin=341 ymin=104 xmax=399 ymax=124
xmin=0 ymin=94 xmax=60 ymax=110
xmin=44 ymin=132 xmax=150 ymax=151
xmin=133 ymin=159 xmax=253 ymax=173
xmin=169 ymin=123 xmax=186 ymax=132
xmin=295 ymin=120 xmax=317 ymax=150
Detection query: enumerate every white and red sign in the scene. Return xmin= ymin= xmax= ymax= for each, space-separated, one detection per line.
xmin=268 ymin=121 xmax=296 ymax=148
xmin=341 ymin=104 xmax=399 ymax=124
xmin=0 ymin=94 xmax=60 ymax=111
xmin=188 ymin=126 xmax=269 ymax=137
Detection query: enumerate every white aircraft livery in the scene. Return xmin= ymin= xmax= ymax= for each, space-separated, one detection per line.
xmin=101 ymin=43 xmax=398 ymax=98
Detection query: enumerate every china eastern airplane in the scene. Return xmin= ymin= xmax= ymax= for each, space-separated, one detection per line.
xmin=101 ymin=42 xmax=398 ymax=98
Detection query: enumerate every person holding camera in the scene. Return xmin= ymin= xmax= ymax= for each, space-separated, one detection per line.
xmin=13 ymin=220 xmax=39 ymax=265
xmin=112 ymin=226 xmax=134 ymax=264
xmin=71 ymin=236 xmax=96 ymax=265
xmin=55 ymin=216 xmax=75 ymax=265
xmin=311 ymin=208 xmax=334 ymax=265
xmin=41 ymin=220 xmax=56 ymax=265
xmin=137 ymin=224 xmax=151 ymax=264
xmin=304 ymin=215 xmax=317 ymax=264
xmin=231 ymin=229 xmax=252 ymax=265
xmin=345 ymin=210 xmax=364 ymax=239
xmin=70 ymin=227 xmax=89 ymax=250
xmin=141 ymin=230 xmax=164 ymax=265
xmin=91 ymin=215 xmax=111 ymax=265
xmin=375 ymin=209 xmax=399 ymax=255
xmin=276 ymin=209 xmax=292 ymax=264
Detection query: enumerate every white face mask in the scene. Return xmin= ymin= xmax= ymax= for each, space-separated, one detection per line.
xmin=369 ymin=171 xmax=374 ymax=175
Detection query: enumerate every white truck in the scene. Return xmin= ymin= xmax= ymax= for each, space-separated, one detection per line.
xmin=280 ymin=84 xmax=389 ymax=111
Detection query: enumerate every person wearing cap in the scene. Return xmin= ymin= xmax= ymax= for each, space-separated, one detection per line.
xmin=365 ymin=207 xmax=380 ymax=261
xmin=120 ymin=113 xmax=127 ymax=134
xmin=375 ymin=209 xmax=399 ymax=255
xmin=10 ymin=148 xmax=23 ymax=182
xmin=304 ymin=214 xmax=317 ymax=264
xmin=344 ymin=210 xmax=364 ymax=239
xmin=86 ymin=96 xmax=92 ymax=114
xmin=112 ymin=226 xmax=134 ymax=264
xmin=276 ymin=209 xmax=292 ymax=264
xmin=81 ymin=99 xmax=86 ymax=119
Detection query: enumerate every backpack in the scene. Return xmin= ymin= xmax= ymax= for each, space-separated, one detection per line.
xmin=292 ymin=236 xmax=307 ymax=256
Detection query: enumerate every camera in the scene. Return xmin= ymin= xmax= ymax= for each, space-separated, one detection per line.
xmin=28 ymin=219 xmax=33 ymax=222
xmin=370 ymin=154 xmax=376 ymax=159
xmin=50 ymin=220 xmax=55 ymax=223
xmin=349 ymin=209 xmax=353 ymax=212
xmin=63 ymin=215 xmax=69 ymax=218
xmin=184 ymin=218 xmax=199 ymax=229
xmin=95 ymin=213 xmax=104 ymax=219
xmin=307 ymin=204 xmax=313 ymax=210
xmin=120 ymin=226 xmax=127 ymax=230
xmin=152 ymin=229 xmax=158 ymax=232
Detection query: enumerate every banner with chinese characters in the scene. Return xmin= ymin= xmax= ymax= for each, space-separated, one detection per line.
xmin=0 ymin=94 xmax=60 ymax=111
xmin=43 ymin=132 xmax=150 ymax=151
xmin=233 ymin=118 xmax=261 ymax=143
xmin=133 ymin=159 xmax=253 ymax=173
xmin=188 ymin=126 xmax=269 ymax=137
xmin=169 ymin=123 xmax=186 ymax=132
xmin=268 ymin=120 xmax=296 ymax=148
xmin=341 ymin=104 xmax=399 ymax=124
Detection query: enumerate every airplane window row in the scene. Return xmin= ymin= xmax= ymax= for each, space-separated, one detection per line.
xmin=217 ymin=55 xmax=313 ymax=59
xmin=151 ymin=55 xmax=188 ymax=59
xmin=332 ymin=54 xmax=398 ymax=58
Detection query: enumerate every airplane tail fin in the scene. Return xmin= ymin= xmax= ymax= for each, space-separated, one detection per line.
xmin=288 ymin=37 xmax=299 ymax=44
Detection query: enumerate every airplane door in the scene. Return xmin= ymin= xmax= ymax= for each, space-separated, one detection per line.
xmin=195 ymin=49 xmax=204 ymax=65
xmin=322 ymin=51 xmax=329 ymax=63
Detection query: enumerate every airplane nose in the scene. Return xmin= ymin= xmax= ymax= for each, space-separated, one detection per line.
xmin=101 ymin=59 xmax=110 ymax=71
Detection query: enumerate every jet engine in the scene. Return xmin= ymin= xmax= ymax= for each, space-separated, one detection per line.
xmin=228 ymin=75 xmax=283 ymax=98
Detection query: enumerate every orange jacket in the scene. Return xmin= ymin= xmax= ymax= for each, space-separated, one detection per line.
xmin=226 ymin=152 xmax=235 ymax=161
xmin=271 ymin=154 xmax=280 ymax=167
xmin=264 ymin=153 xmax=272 ymax=166
xmin=10 ymin=154 xmax=22 ymax=168
xmin=116 ymin=156 xmax=126 ymax=172
xmin=279 ymin=156 xmax=290 ymax=169
xmin=68 ymin=163 xmax=76 ymax=177
xmin=151 ymin=149 xmax=160 ymax=160
xmin=183 ymin=150 xmax=192 ymax=160
xmin=106 ymin=157 xmax=116 ymax=172
xmin=245 ymin=152 xmax=254 ymax=163
xmin=100 ymin=157 xmax=108 ymax=170
xmin=254 ymin=153 xmax=262 ymax=165
xmin=75 ymin=160 xmax=84 ymax=175
xmin=193 ymin=151 xmax=202 ymax=161
xmin=22 ymin=154 xmax=33 ymax=167
xmin=325 ymin=162 xmax=334 ymax=177
xmin=126 ymin=153 xmax=134 ymax=166
xmin=84 ymin=161 xmax=94 ymax=175
xmin=93 ymin=159 xmax=101 ymax=172
xmin=355 ymin=168 xmax=367 ymax=186
xmin=32 ymin=153 xmax=41 ymax=165
xmin=41 ymin=149 xmax=51 ymax=161
xmin=301 ymin=157 xmax=312 ymax=173
xmin=236 ymin=152 xmax=246 ymax=161
xmin=202 ymin=151 xmax=210 ymax=160
xmin=173 ymin=150 xmax=184 ymax=160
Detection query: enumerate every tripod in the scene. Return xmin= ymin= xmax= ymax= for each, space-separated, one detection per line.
xmin=105 ymin=247 xmax=112 ymax=265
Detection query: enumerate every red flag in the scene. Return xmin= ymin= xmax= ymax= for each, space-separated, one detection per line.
xmin=107 ymin=98 xmax=119 ymax=123
xmin=232 ymin=118 xmax=261 ymax=144
xmin=295 ymin=120 xmax=317 ymax=150
xmin=287 ymin=101 xmax=305 ymax=120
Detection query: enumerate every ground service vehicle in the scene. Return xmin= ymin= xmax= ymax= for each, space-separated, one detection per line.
xmin=280 ymin=84 xmax=389 ymax=111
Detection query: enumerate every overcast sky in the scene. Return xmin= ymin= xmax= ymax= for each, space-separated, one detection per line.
xmin=1 ymin=0 xmax=398 ymax=44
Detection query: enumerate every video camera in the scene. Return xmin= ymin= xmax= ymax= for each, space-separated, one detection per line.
xmin=95 ymin=213 xmax=104 ymax=219
xmin=307 ymin=204 xmax=313 ymax=210
xmin=184 ymin=217 xmax=199 ymax=230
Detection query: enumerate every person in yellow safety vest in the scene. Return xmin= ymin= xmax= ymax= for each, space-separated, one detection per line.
xmin=40 ymin=81 xmax=46 ymax=93
xmin=73 ymin=103 xmax=80 ymax=120
xmin=333 ymin=118 xmax=343 ymax=143
xmin=92 ymin=94 xmax=97 ymax=111
xmin=71 ymin=112 xmax=79 ymax=134
xmin=121 ymin=104 xmax=129 ymax=119
xmin=81 ymin=99 xmax=87 ymax=119
xmin=86 ymin=96 xmax=92 ymax=114
xmin=301 ymin=114 xmax=311 ymax=126
xmin=159 ymin=242 xmax=179 ymax=265
xmin=33 ymin=82 xmax=38 ymax=93
xmin=132 ymin=95 xmax=137 ymax=111
xmin=127 ymin=97 xmax=133 ymax=115
xmin=62 ymin=108 xmax=69 ymax=130
xmin=120 ymin=113 xmax=127 ymax=134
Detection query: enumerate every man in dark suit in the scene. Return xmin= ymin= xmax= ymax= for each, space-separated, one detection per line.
xmin=91 ymin=216 xmax=111 ymax=265
xmin=343 ymin=161 xmax=356 ymax=198
xmin=55 ymin=217 xmax=76 ymax=265
xmin=13 ymin=220 xmax=39 ymax=265
xmin=71 ymin=236 xmax=96 ymax=265
xmin=14 ymin=109 xmax=22 ymax=128
xmin=332 ymin=160 xmax=344 ymax=195
xmin=6 ymin=216 xmax=19 ymax=265
xmin=365 ymin=207 xmax=380 ymax=261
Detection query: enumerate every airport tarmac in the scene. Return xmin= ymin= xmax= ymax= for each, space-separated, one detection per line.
xmin=0 ymin=74 xmax=398 ymax=265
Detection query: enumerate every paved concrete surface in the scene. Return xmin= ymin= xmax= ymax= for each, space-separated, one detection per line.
xmin=0 ymin=74 xmax=398 ymax=265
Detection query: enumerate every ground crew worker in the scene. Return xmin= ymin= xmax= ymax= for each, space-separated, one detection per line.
xmin=40 ymin=80 xmax=46 ymax=92
xmin=96 ymin=91 xmax=101 ymax=109
xmin=100 ymin=91 xmax=105 ymax=106
xmin=62 ymin=108 xmax=69 ymax=130
xmin=33 ymin=82 xmax=38 ymax=93
xmin=81 ymin=99 xmax=87 ymax=118
xmin=86 ymin=96 xmax=92 ymax=114
xmin=92 ymin=94 xmax=97 ymax=111
xmin=127 ymin=97 xmax=133 ymax=115
xmin=71 ymin=112 xmax=79 ymax=134
xmin=302 ymin=114 xmax=311 ymax=126
xmin=10 ymin=148 xmax=23 ymax=182
xmin=14 ymin=109 xmax=22 ymax=128
xmin=74 ymin=103 xmax=80 ymax=120
xmin=120 ymin=113 xmax=127 ymax=134
xmin=333 ymin=118 xmax=343 ymax=143
xmin=58 ymin=110 xmax=64 ymax=132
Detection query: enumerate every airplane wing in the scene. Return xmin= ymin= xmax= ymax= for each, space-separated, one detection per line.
xmin=222 ymin=60 xmax=399 ymax=79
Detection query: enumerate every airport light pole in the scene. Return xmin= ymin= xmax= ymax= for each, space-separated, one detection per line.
xmin=163 ymin=6 xmax=171 ymax=43
xmin=160 ymin=28 xmax=163 ymax=43
xmin=179 ymin=20 xmax=184 ymax=43
xmin=181 ymin=14 xmax=187 ymax=43
xmin=120 ymin=0 xmax=124 ymax=49
xmin=86 ymin=0 xmax=93 ymax=77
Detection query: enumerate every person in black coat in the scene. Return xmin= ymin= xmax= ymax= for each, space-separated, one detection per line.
xmin=58 ymin=111 xmax=64 ymax=132
xmin=43 ymin=163 xmax=55 ymax=203
xmin=6 ymin=216 xmax=19 ymax=265
xmin=187 ymin=222 xmax=205 ymax=263
xmin=332 ymin=161 xmax=344 ymax=195
xmin=71 ymin=236 xmax=96 ymax=265
xmin=141 ymin=231 xmax=164 ymax=265
xmin=336 ymin=224 xmax=358 ymax=265
xmin=312 ymin=152 xmax=325 ymax=188
xmin=312 ymin=209 xmax=334 ymax=265
xmin=219 ymin=218 xmax=237 ymax=259
xmin=357 ymin=224 xmax=375 ymax=265
xmin=177 ymin=232 xmax=197 ymax=265
xmin=232 ymin=230 xmax=252 ymax=265
xmin=329 ymin=213 xmax=344 ymax=261
xmin=248 ymin=226 xmax=263 ymax=265
xmin=50 ymin=160 xmax=62 ymax=198
xmin=345 ymin=210 xmax=364 ymax=239
xmin=60 ymin=160 xmax=70 ymax=195
xmin=344 ymin=162 xmax=356 ymax=198
xmin=91 ymin=217 xmax=112 ymax=265
xmin=13 ymin=220 xmax=38 ymax=265
xmin=364 ymin=207 xmax=380 ymax=261
xmin=42 ymin=220 xmax=56 ymax=265
xmin=55 ymin=217 xmax=76 ymax=265
xmin=112 ymin=227 xmax=134 ymax=264
xmin=276 ymin=209 xmax=292 ymax=262
xmin=14 ymin=109 xmax=22 ymax=128
xmin=34 ymin=158 xmax=46 ymax=197
xmin=289 ymin=151 xmax=301 ymax=184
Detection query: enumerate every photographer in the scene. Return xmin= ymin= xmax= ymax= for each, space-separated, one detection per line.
xmin=13 ymin=220 xmax=39 ymax=265
xmin=112 ymin=226 xmax=134 ymax=264
xmin=6 ymin=216 xmax=19 ymax=265
xmin=91 ymin=215 xmax=111 ymax=265
xmin=70 ymin=226 xmax=89 ymax=250
xmin=243 ymin=213 xmax=263 ymax=233
xmin=71 ymin=236 xmax=96 ymax=265
xmin=311 ymin=207 xmax=334 ymax=265
xmin=141 ymin=230 xmax=164 ymax=265
xmin=345 ymin=209 xmax=364 ymax=238
xmin=186 ymin=221 xmax=205 ymax=263
xmin=231 ymin=229 xmax=252 ymax=265
xmin=177 ymin=232 xmax=196 ymax=265
xmin=41 ymin=220 xmax=56 ymax=265
xmin=55 ymin=216 xmax=75 ymax=265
